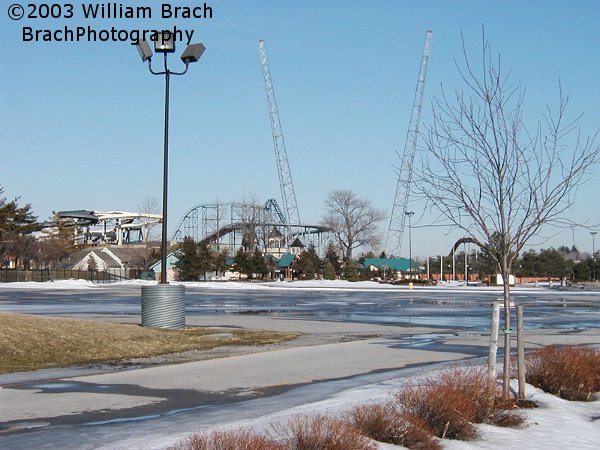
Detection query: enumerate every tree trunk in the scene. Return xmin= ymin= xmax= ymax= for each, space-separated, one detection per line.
xmin=502 ymin=273 xmax=512 ymax=400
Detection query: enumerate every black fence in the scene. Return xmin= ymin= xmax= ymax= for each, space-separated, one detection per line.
xmin=0 ymin=268 xmax=142 ymax=284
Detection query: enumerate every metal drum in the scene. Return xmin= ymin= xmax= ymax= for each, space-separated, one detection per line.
xmin=141 ymin=284 xmax=185 ymax=329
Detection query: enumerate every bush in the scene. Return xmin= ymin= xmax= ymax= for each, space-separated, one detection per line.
xmin=394 ymin=367 xmax=524 ymax=441
xmin=344 ymin=403 xmax=440 ymax=449
xmin=169 ymin=428 xmax=283 ymax=450
xmin=272 ymin=414 xmax=376 ymax=450
xmin=526 ymin=345 xmax=600 ymax=401
xmin=396 ymin=381 xmax=478 ymax=440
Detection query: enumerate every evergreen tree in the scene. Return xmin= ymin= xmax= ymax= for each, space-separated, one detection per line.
xmin=174 ymin=237 xmax=200 ymax=281
xmin=197 ymin=241 xmax=214 ymax=280
xmin=343 ymin=259 xmax=359 ymax=281
xmin=572 ymin=258 xmax=592 ymax=282
xmin=537 ymin=248 xmax=572 ymax=279
xmin=234 ymin=247 xmax=252 ymax=279
xmin=250 ymin=248 xmax=269 ymax=279
xmin=472 ymin=247 xmax=498 ymax=281
xmin=294 ymin=244 xmax=321 ymax=279
xmin=324 ymin=242 xmax=341 ymax=277
xmin=213 ymin=248 xmax=229 ymax=277
xmin=323 ymin=260 xmax=336 ymax=280
xmin=0 ymin=188 xmax=40 ymax=267
xmin=515 ymin=249 xmax=539 ymax=277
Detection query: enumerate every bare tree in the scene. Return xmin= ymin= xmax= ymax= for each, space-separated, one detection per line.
xmin=234 ymin=194 xmax=271 ymax=252
xmin=136 ymin=197 xmax=161 ymax=270
xmin=321 ymin=190 xmax=386 ymax=261
xmin=416 ymin=33 xmax=600 ymax=399
xmin=138 ymin=197 xmax=160 ymax=242
xmin=235 ymin=198 xmax=259 ymax=252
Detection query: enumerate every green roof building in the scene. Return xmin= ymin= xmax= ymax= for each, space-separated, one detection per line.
xmin=362 ymin=258 xmax=419 ymax=273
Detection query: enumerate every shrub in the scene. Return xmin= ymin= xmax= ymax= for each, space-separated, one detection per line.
xmin=169 ymin=428 xmax=283 ymax=450
xmin=525 ymin=345 xmax=600 ymax=401
xmin=394 ymin=366 xmax=525 ymax=441
xmin=345 ymin=402 xmax=440 ymax=449
xmin=395 ymin=381 xmax=478 ymax=441
xmin=434 ymin=367 xmax=494 ymax=423
xmin=272 ymin=414 xmax=376 ymax=450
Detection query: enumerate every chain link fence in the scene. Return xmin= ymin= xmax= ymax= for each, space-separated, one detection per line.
xmin=0 ymin=268 xmax=142 ymax=283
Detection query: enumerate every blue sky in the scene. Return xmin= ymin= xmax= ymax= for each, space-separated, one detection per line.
xmin=1 ymin=0 xmax=599 ymax=258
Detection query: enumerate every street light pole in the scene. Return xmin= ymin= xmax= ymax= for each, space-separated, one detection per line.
xmin=136 ymin=33 xmax=205 ymax=284
xmin=160 ymin=55 xmax=171 ymax=284
xmin=405 ymin=211 xmax=414 ymax=279
xmin=592 ymin=231 xmax=597 ymax=282
xmin=135 ymin=33 xmax=205 ymax=329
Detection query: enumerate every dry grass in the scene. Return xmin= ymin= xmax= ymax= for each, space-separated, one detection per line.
xmin=344 ymin=403 xmax=441 ymax=449
xmin=272 ymin=414 xmax=377 ymax=450
xmin=525 ymin=345 xmax=600 ymax=401
xmin=0 ymin=312 xmax=299 ymax=374
xmin=168 ymin=428 xmax=284 ymax=450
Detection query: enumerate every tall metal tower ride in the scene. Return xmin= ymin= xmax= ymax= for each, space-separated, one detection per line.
xmin=387 ymin=30 xmax=433 ymax=256
xmin=258 ymin=40 xmax=301 ymax=243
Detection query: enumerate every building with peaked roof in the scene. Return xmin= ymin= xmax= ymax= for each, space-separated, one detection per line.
xmin=289 ymin=237 xmax=305 ymax=256
xmin=266 ymin=227 xmax=286 ymax=259
xmin=69 ymin=246 xmax=149 ymax=271
xmin=275 ymin=253 xmax=295 ymax=280
xmin=68 ymin=246 xmax=153 ymax=280
xmin=149 ymin=252 xmax=180 ymax=282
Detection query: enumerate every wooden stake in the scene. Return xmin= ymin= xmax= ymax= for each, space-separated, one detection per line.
xmin=517 ymin=304 xmax=525 ymax=400
xmin=488 ymin=302 xmax=500 ymax=386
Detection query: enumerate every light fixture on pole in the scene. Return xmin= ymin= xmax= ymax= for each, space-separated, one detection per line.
xmin=135 ymin=32 xmax=205 ymax=285
xmin=135 ymin=31 xmax=205 ymax=329
xmin=405 ymin=211 xmax=415 ymax=279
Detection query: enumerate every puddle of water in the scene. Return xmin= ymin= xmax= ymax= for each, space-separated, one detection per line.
xmin=30 ymin=383 xmax=77 ymax=390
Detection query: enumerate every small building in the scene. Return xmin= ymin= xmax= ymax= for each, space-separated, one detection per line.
xmin=265 ymin=227 xmax=286 ymax=259
xmin=149 ymin=253 xmax=180 ymax=282
xmin=289 ymin=237 xmax=305 ymax=256
xmin=362 ymin=257 xmax=419 ymax=280
xmin=69 ymin=246 xmax=149 ymax=278
xmin=275 ymin=253 xmax=295 ymax=280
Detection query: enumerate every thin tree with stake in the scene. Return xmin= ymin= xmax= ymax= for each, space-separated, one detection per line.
xmin=415 ymin=31 xmax=600 ymax=399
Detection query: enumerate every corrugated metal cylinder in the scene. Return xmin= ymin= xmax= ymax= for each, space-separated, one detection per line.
xmin=141 ymin=284 xmax=186 ymax=329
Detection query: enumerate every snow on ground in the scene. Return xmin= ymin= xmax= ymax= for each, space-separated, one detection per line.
xmin=0 ymin=278 xmax=548 ymax=291
xmin=442 ymin=384 xmax=600 ymax=450
xmin=154 ymin=381 xmax=600 ymax=450
xmin=2 ymin=279 xmax=593 ymax=299
xmin=0 ymin=279 xmax=100 ymax=289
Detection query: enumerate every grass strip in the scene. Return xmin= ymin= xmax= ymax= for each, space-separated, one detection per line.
xmin=0 ymin=313 xmax=299 ymax=374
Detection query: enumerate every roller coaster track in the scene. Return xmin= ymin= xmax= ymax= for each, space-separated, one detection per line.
xmin=172 ymin=199 xmax=330 ymax=251
xmin=172 ymin=199 xmax=285 ymax=243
